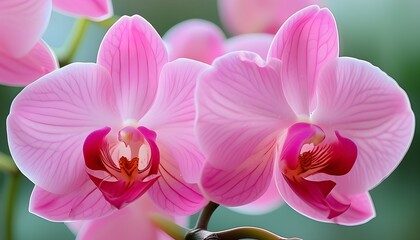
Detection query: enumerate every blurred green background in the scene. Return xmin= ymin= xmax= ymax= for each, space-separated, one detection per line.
xmin=1 ymin=0 xmax=419 ymax=239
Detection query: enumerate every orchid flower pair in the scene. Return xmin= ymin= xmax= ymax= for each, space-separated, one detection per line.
xmin=6 ymin=4 xmax=414 ymax=240
xmin=0 ymin=0 xmax=112 ymax=86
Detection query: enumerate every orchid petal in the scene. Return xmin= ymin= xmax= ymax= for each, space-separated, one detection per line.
xmin=7 ymin=63 xmax=119 ymax=193
xmin=196 ymin=51 xmax=295 ymax=170
xmin=276 ymin=172 xmax=375 ymax=225
xmin=0 ymin=41 xmax=57 ymax=86
xmin=140 ymin=59 xmax=209 ymax=183
xmin=330 ymin=192 xmax=376 ymax=226
xmin=72 ymin=196 xmax=176 ymax=240
xmin=98 ymin=15 xmax=168 ymax=120
xmin=30 ymin=182 xmax=113 ymax=221
xmin=225 ymin=33 xmax=273 ymax=59
xmin=229 ymin=175 xmax=283 ymax=215
xmin=164 ymin=19 xmax=225 ymax=64
xmin=218 ymin=0 xmax=321 ymax=35
xmin=312 ymin=57 xmax=415 ymax=194
xmin=200 ymin=134 xmax=278 ymax=206
xmin=0 ymin=0 xmax=51 ymax=57
xmin=52 ymin=0 xmax=113 ymax=21
xmin=201 ymin=131 xmax=277 ymax=206
xmin=268 ymin=5 xmax=338 ymax=116
xmin=148 ymin=147 xmax=207 ymax=215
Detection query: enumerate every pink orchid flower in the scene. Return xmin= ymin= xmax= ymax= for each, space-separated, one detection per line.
xmin=53 ymin=0 xmax=113 ymax=21
xmin=164 ymin=19 xmax=283 ymax=215
xmin=0 ymin=0 xmax=111 ymax=86
xmin=218 ymin=0 xmax=322 ymax=35
xmin=164 ymin=19 xmax=273 ymax=64
xmin=0 ymin=0 xmax=57 ymax=86
xmin=196 ymin=6 xmax=415 ymax=225
xmin=67 ymin=195 xmax=186 ymax=240
xmin=7 ymin=15 xmax=207 ymax=221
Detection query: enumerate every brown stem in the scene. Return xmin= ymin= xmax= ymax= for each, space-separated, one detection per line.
xmin=195 ymin=202 xmax=220 ymax=230
xmin=215 ymin=226 xmax=301 ymax=240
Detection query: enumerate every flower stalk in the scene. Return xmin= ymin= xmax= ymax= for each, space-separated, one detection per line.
xmin=4 ymin=172 xmax=21 ymax=240
xmin=58 ymin=18 xmax=89 ymax=66
xmin=150 ymin=214 xmax=188 ymax=240
xmin=0 ymin=152 xmax=18 ymax=173
xmin=183 ymin=202 xmax=299 ymax=240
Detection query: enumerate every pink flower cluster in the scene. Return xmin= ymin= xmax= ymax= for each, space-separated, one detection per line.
xmin=4 ymin=1 xmax=415 ymax=239
xmin=0 ymin=0 xmax=112 ymax=86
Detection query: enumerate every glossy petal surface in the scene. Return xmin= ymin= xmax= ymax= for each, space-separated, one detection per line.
xmin=52 ymin=0 xmax=113 ymax=21
xmin=225 ymin=33 xmax=273 ymax=59
xmin=140 ymin=59 xmax=209 ymax=183
xmin=98 ymin=15 xmax=168 ymax=120
xmin=219 ymin=0 xmax=321 ymax=35
xmin=0 ymin=0 xmax=51 ymax=57
xmin=200 ymin=136 xmax=277 ymax=206
xmin=268 ymin=6 xmax=338 ymax=116
xmin=196 ymin=52 xmax=295 ymax=170
xmin=0 ymin=41 xmax=57 ymax=86
xmin=312 ymin=57 xmax=415 ymax=193
xmin=164 ymin=19 xmax=225 ymax=64
xmin=230 ymin=179 xmax=283 ymax=215
xmin=196 ymin=52 xmax=296 ymax=205
xmin=30 ymin=182 xmax=113 ymax=221
xmin=7 ymin=63 xmax=119 ymax=193
xmin=276 ymin=172 xmax=375 ymax=225
xmin=72 ymin=196 xmax=177 ymax=240
xmin=148 ymin=147 xmax=207 ymax=215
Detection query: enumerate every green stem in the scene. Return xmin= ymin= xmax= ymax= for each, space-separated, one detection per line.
xmin=0 ymin=152 xmax=18 ymax=173
xmin=149 ymin=214 xmax=188 ymax=240
xmin=215 ymin=227 xmax=301 ymax=240
xmin=93 ymin=16 xmax=120 ymax=29
xmin=5 ymin=172 xmax=21 ymax=240
xmin=58 ymin=19 xmax=89 ymax=66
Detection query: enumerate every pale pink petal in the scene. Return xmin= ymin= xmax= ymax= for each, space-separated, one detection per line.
xmin=147 ymin=148 xmax=207 ymax=215
xmin=0 ymin=0 xmax=51 ymax=57
xmin=276 ymin=173 xmax=375 ymax=225
xmin=312 ymin=57 xmax=415 ymax=194
xmin=197 ymin=52 xmax=296 ymax=206
xmin=30 ymin=181 xmax=113 ymax=221
xmin=233 ymin=180 xmax=283 ymax=215
xmin=268 ymin=5 xmax=338 ymax=116
xmin=0 ymin=41 xmax=58 ymax=86
xmin=225 ymin=33 xmax=273 ymax=59
xmin=52 ymin=0 xmax=113 ymax=21
xmin=218 ymin=0 xmax=321 ymax=35
xmin=66 ymin=221 xmax=84 ymax=234
xmin=200 ymin=136 xmax=277 ymax=206
xmin=140 ymin=59 xmax=209 ymax=183
xmin=98 ymin=15 xmax=168 ymax=120
xmin=331 ymin=192 xmax=375 ymax=226
xmin=230 ymin=175 xmax=283 ymax=214
xmin=7 ymin=63 xmax=119 ymax=193
xmin=164 ymin=19 xmax=225 ymax=64
xmin=196 ymin=52 xmax=295 ymax=170
xmin=72 ymin=196 xmax=176 ymax=240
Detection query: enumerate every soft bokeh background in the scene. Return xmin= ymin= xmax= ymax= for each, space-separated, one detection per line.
xmin=1 ymin=0 xmax=419 ymax=239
